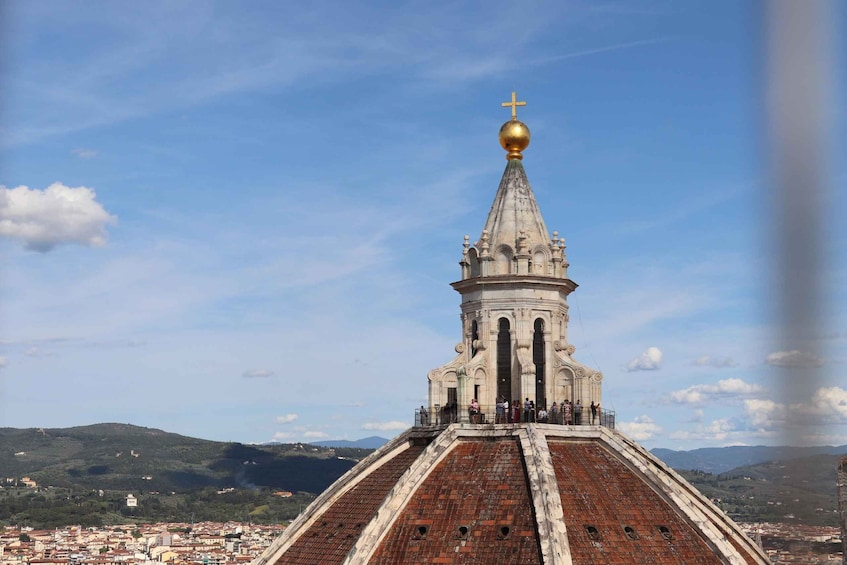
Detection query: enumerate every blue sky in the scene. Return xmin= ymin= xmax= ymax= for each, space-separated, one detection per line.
xmin=0 ymin=1 xmax=844 ymax=450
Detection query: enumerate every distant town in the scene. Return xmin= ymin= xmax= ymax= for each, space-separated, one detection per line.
xmin=0 ymin=521 xmax=842 ymax=565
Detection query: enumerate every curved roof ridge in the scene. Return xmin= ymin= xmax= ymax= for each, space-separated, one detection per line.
xmin=255 ymin=429 xmax=417 ymax=565
xmin=342 ymin=426 xmax=461 ymax=564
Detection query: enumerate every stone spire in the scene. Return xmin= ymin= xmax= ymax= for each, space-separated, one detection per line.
xmin=473 ymin=159 xmax=567 ymax=278
xmin=460 ymin=93 xmax=568 ymax=280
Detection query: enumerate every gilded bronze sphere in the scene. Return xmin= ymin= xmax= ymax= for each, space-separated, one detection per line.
xmin=498 ymin=119 xmax=531 ymax=160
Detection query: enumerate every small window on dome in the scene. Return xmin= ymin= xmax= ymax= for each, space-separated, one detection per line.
xmin=584 ymin=525 xmax=600 ymax=540
xmin=623 ymin=525 xmax=639 ymax=540
xmin=413 ymin=525 xmax=428 ymax=540
xmin=496 ymin=526 xmax=511 ymax=540
xmin=658 ymin=525 xmax=673 ymax=540
xmin=456 ymin=525 xmax=469 ymax=540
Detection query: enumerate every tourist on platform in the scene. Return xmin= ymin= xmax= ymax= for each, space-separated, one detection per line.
xmin=523 ymin=398 xmax=532 ymax=423
xmin=590 ymin=401 xmax=597 ymax=424
xmin=495 ymin=398 xmax=505 ymax=423
xmin=469 ymin=398 xmax=480 ymax=423
xmin=512 ymin=400 xmax=521 ymax=424
xmin=537 ymin=406 xmax=548 ymax=423
xmin=550 ymin=402 xmax=560 ymax=424
xmin=574 ymin=400 xmax=583 ymax=425
xmin=563 ymin=400 xmax=572 ymax=425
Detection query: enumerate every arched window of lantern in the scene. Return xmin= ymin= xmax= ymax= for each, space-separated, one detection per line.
xmin=497 ymin=318 xmax=512 ymax=401
xmin=533 ymin=318 xmax=546 ymax=407
xmin=468 ymin=247 xmax=480 ymax=278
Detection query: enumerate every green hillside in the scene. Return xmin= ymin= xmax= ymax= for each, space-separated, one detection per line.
xmin=681 ymin=453 xmax=841 ymax=527
xmin=0 ymin=423 xmax=358 ymax=493
xmin=0 ymin=424 xmax=366 ymax=528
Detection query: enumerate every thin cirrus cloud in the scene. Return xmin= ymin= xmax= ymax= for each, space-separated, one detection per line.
xmin=692 ymin=355 xmax=738 ymax=368
xmin=242 ymin=369 xmax=275 ymax=378
xmin=361 ymin=421 xmax=408 ymax=432
xmin=71 ymin=148 xmax=98 ymax=159
xmin=625 ymin=347 xmax=663 ymax=372
xmin=0 ymin=183 xmax=117 ymax=252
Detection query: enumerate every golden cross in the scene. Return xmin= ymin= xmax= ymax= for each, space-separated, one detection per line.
xmin=501 ymin=91 xmax=526 ymax=119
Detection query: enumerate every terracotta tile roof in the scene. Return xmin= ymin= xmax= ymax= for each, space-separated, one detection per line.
xmin=272 ymin=443 xmax=427 ymax=564
xmin=370 ymin=438 xmax=541 ymax=564
xmin=257 ymin=425 xmax=769 ymax=565
xmin=548 ymin=439 xmax=744 ymax=564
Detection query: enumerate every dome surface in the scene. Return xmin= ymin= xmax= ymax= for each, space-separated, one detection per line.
xmin=254 ymin=424 xmax=768 ymax=564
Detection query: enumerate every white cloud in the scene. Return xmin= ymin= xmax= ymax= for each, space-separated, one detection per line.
xmin=71 ymin=148 xmax=98 ymax=159
xmin=361 ymin=420 xmax=408 ymax=432
xmin=669 ymin=418 xmax=737 ymax=442
xmin=242 ymin=368 xmax=274 ymax=378
xmin=667 ymin=378 xmax=765 ymax=405
xmin=743 ymin=399 xmax=784 ymax=429
xmin=303 ymin=431 xmax=329 ymax=439
xmin=765 ymin=350 xmax=825 ymax=368
xmin=618 ymin=415 xmax=661 ymax=441
xmin=808 ymin=387 xmax=847 ymax=420
xmin=0 ymin=183 xmax=117 ymax=251
xmin=275 ymin=414 xmax=299 ymax=424
xmin=626 ymin=347 xmax=662 ymax=372
xmin=743 ymin=387 xmax=847 ymax=430
xmin=693 ymin=355 xmax=738 ymax=368
xmin=0 ymin=356 xmax=7 ymax=368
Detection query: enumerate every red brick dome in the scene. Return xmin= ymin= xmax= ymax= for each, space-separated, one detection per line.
xmin=254 ymin=424 xmax=768 ymax=564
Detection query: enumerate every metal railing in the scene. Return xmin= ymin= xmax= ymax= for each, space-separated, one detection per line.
xmin=414 ymin=403 xmax=615 ymax=430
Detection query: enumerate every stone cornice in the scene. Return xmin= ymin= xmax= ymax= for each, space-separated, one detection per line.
xmin=451 ymin=274 xmax=577 ymax=295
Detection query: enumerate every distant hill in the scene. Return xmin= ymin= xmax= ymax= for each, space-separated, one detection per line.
xmin=680 ymin=452 xmax=844 ymax=526
xmin=0 ymin=423 xmax=359 ymax=494
xmin=651 ymin=444 xmax=847 ymax=475
xmin=310 ymin=436 xmax=389 ymax=449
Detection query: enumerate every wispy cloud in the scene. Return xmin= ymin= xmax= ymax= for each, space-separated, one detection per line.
xmin=531 ymin=37 xmax=677 ymax=67
xmin=361 ymin=421 xmax=407 ymax=432
xmin=692 ymin=355 xmax=738 ymax=368
xmin=669 ymin=418 xmax=740 ymax=443
xmin=243 ymin=369 xmax=275 ymax=379
xmin=667 ymin=378 xmax=764 ymax=405
xmin=71 ymin=148 xmax=98 ymax=159
xmin=765 ymin=350 xmax=825 ymax=368
xmin=275 ymin=414 xmax=298 ymax=424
